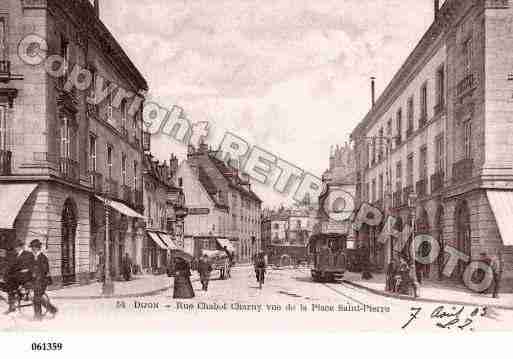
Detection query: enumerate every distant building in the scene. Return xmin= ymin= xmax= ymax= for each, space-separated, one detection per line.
xmin=142 ymin=154 xmax=187 ymax=274
xmin=176 ymin=143 xmax=262 ymax=263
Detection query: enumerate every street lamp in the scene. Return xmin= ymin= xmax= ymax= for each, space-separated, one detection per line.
xmin=102 ymin=197 xmax=114 ymax=296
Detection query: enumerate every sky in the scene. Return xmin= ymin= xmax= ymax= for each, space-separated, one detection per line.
xmin=100 ymin=0 xmax=442 ymax=207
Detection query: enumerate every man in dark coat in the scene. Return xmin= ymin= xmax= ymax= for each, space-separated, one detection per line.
xmin=198 ymin=254 xmax=213 ymax=291
xmin=29 ymin=239 xmax=57 ymax=320
xmin=1 ymin=240 xmax=35 ymax=314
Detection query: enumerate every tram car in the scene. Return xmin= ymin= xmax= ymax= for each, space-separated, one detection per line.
xmin=308 ymin=233 xmax=347 ymax=282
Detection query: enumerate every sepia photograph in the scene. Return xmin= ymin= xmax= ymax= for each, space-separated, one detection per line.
xmin=0 ymin=0 xmax=513 ymax=352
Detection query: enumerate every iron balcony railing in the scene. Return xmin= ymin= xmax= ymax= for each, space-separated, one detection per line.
xmin=452 ymin=158 xmax=474 ymax=184
xmin=0 ymin=149 xmax=12 ymax=175
xmin=59 ymin=157 xmax=80 ymax=183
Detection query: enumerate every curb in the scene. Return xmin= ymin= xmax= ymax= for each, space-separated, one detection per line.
xmin=342 ymin=280 xmax=513 ymax=311
xmin=50 ymin=277 xmax=202 ymax=300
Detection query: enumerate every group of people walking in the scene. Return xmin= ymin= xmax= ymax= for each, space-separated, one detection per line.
xmin=0 ymin=239 xmax=58 ymax=320
xmin=385 ymin=257 xmax=419 ymax=298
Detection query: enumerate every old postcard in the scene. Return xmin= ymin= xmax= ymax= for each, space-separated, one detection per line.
xmin=1 ymin=0 xmax=513 ymax=347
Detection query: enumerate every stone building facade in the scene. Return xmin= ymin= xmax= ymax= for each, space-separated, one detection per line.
xmin=351 ymin=0 xmax=513 ymax=283
xmin=176 ymin=143 xmax=262 ymax=263
xmin=0 ymin=0 xmax=147 ymax=286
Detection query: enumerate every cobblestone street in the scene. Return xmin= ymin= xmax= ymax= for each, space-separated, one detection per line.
xmin=1 ymin=267 xmax=511 ymax=332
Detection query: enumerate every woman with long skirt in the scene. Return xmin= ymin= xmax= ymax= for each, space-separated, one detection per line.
xmin=173 ymin=258 xmax=195 ymax=299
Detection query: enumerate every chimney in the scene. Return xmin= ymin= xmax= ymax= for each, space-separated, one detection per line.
xmin=434 ymin=0 xmax=440 ymax=20
xmin=94 ymin=0 xmax=100 ymax=17
xmin=371 ymin=77 xmax=376 ymax=108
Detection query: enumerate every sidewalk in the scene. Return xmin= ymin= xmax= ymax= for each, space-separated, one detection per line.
xmin=49 ymin=275 xmax=175 ymax=300
xmin=343 ymin=272 xmax=513 ymax=310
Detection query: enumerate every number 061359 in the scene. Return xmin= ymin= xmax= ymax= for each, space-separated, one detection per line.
xmin=31 ymin=342 xmax=63 ymax=351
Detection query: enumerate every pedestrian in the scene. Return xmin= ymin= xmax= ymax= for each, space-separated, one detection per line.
xmin=385 ymin=259 xmax=397 ymax=292
xmin=173 ymin=257 xmax=195 ymax=299
xmin=409 ymin=260 xmax=420 ymax=299
xmin=491 ymin=251 xmax=503 ymax=299
xmin=0 ymin=240 xmax=34 ymax=315
xmin=121 ymin=253 xmax=132 ymax=281
xmin=479 ymin=252 xmax=492 ymax=294
xmin=29 ymin=239 xmax=58 ymax=320
xmin=254 ymin=252 xmax=267 ymax=289
xmin=197 ymin=254 xmax=213 ymax=291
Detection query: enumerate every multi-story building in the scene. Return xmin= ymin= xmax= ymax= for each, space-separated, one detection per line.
xmin=319 ymin=143 xmax=357 ymax=243
xmin=176 ymin=143 xmax=262 ymax=263
xmin=142 ymin=154 xmax=187 ymax=274
xmin=261 ymin=206 xmax=318 ymax=265
xmin=0 ymin=0 xmax=148 ymax=286
xmin=351 ymin=0 xmax=513 ymax=282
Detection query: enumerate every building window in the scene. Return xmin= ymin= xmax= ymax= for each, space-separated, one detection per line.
xmin=464 ymin=120 xmax=472 ymax=159
xmin=407 ymin=96 xmax=414 ymax=131
xmin=435 ymin=134 xmax=445 ymax=172
xmin=378 ymin=127 xmax=384 ymax=161
xmin=134 ymin=161 xmax=139 ymax=190
xmin=0 ymin=105 xmax=7 ymax=150
xmin=107 ymin=145 xmax=113 ymax=179
xmin=0 ymin=17 xmax=6 ymax=61
xmin=378 ymin=174 xmax=384 ymax=202
xmin=121 ymin=99 xmax=127 ymax=131
xmin=89 ymin=134 xmax=97 ymax=172
xmin=463 ymin=37 xmax=473 ymax=76
xmin=371 ymin=179 xmax=376 ymax=203
xmin=396 ymin=108 xmax=402 ymax=142
xmin=420 ymin=83 xmax=428 ymax=123
xmin=121 ymin=153 xmax=127 ymax=185
xmin=436 ymin=65 xmax=445 ymax=109
xmin=419 ymin=146 xmax=428 ymax=180
xmin=60 ymin=117 xmax=76 ymax=160
xmin=396 ymin=161 xmax=402 ymax=191
xmin=407 ymin=154 xmax=414 ymax=187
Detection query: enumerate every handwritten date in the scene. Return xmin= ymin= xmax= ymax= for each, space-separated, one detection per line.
xmin=402 ymin=306 xmax=487 ymax=330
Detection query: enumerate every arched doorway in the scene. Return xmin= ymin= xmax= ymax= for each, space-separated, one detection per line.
xmin=455 ymin=200 xmax=471 ymax=279
xmin=61 ymin=199 xmax=77 ymax=285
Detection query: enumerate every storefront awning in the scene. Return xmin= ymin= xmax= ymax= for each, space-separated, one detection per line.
xmin=216 ymin=238 xmax=235 ymax=252
xmin=147 ymin=231 xmax=167 ymax=250
xmin=0 ymin=183 xmax=38 ymax=229
xmin=95 ymin=195 xmax=145 ymax=219
xmin=487 ymin=190 xmax=513 ymax=246
xmin=158 ymin=233 xmax=179 ymax=250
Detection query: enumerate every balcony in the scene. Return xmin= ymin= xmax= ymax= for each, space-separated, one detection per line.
xmin=452 ymin=158 xmax=474 ymax=184
xmin=457 ymin=73 xmax=475 ymax=97
xmin=86 ymin=102 xmax=99 ymax=120
xmin=59 ymin=157 xmax=80 ymax=183
xmin=89 ymin=171 xmax=103 ymax=193
xmin=122 ymin=184 xmax=133 ymax=205
xmin=0 ymin=150 xmax=12 ymax=175
xmin=56 ymin=88 xmax=79 ymax=112
xmin=142 ymin=131 xmax=151 ymax=152
xmin=403 ymin=185 xmax=414 ymax=206
xmin=105 ymin=178 xmax=119 ymax=198
xmin=0 ymin=61 xmax=11 ymax=83
xmin=431 ymin=171 xmax=444 ymax=193
xmin=416 ymin=178 xmax=427 ymax=198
